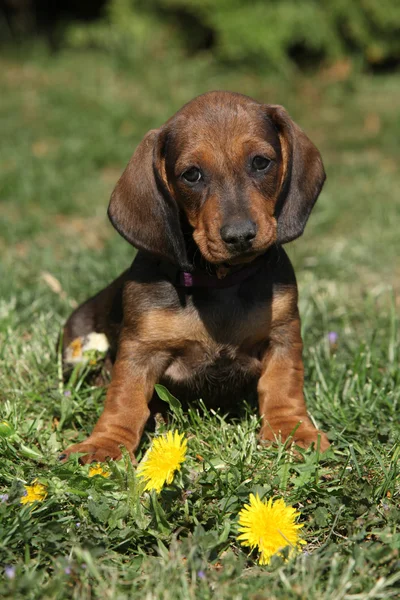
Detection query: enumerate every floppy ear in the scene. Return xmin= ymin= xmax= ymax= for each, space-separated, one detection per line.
xmin=266 ymin=105 xmax=326 ymax=245
xmin=108 ymin=128 xmax=190 ymax=270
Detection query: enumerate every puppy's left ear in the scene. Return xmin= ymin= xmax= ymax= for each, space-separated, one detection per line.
xmin=266 ymin=105 xmax=326 ymax=244
xmin=108 ymin=128 xmax=191 ymax=270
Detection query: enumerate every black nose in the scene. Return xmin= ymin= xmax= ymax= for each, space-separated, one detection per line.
xmin=220 ymin=220 xmax=257 ymax=247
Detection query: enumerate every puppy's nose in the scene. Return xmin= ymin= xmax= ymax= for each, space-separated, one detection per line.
xmin=220 ymin=220 xmax=257 ymax=247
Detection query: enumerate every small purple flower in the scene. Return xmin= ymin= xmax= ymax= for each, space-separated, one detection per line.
xmin=64 ymin=566 xmax=72 ymax=575
xmin=197 ymin=570 xmax=206 ymax=580
xmin=0 ymin=493 xmax=9 ymax=503
xmin=76 ymin=522 xmax=81 ymax=528
xmin=328 ymin=331 xmax=338 ymax=345
xmin=64 ymin=390 xmax=71 ymax=397
xmin=5 ymin=566 xmax=16 ymax=580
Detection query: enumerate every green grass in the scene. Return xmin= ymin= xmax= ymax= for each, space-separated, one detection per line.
xmin=0 ymin=44 xmax=399 ymax=599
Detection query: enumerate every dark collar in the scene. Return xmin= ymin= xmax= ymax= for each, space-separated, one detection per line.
xmin=159 ymin=255 xmax=265 ymax=291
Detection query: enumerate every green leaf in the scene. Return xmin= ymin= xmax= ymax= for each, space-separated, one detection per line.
xmin=218 ymin=519 xmax=231 ymax=544
xmin=314 ymin=506 xmax=329 ymax=527
xmin=149 ymin=492 xmax=170 ymax=534
xmin=154 ymin=384 xmax=184 ymax=420
xmin=88 ymin=499 xmax=111 ymax=523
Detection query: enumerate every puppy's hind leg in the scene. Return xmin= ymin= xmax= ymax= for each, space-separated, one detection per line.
xmin=62 ymin=269 xmax=130 ymax=372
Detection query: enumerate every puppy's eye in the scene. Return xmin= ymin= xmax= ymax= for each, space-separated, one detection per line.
xmin=252 ymin=156 xmax=271 ymax=171
xmin=182 ymin=167 xmax=202 ymax=184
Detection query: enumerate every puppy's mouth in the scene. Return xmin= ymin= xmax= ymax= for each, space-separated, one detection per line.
xmin=203 ymin=242 xmax=270 ymax=266
xmin=225 ymin=249 xmax=263 ymax=265
xmin=203 ymin=245 xmax=261 ymax=266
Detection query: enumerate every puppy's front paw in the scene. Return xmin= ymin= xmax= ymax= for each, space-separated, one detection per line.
xmin=59 ymin=437 xmax=134 ymax=464
xmin=260 ymin=419 xmax=330 ymax=453
xmin=291 ymin=429 xmax=330 ymax=452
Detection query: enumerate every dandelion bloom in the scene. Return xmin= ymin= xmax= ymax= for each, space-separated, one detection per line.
xmin=238 ymin=494 xmax=305 ymax=565
xmin=137 ymin=431 xmax=187 ymax=493
xmin=88 ymin=463 xmax=110 ymax=478
xmin=21 ymin=480 xmax=47 ymax=505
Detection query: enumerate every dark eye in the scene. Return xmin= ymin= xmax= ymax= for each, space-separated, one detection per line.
xmin=252 ymin=156 xmax=271 ymax=171
xmin=182 ymin=167 xmax=202 ymax=184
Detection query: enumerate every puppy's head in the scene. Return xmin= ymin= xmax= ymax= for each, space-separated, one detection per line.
xmin=108 ymin=91 xmax=325 ymax=270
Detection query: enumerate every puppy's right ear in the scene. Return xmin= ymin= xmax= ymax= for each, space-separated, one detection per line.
xmin=266 ymin=105 xmax=326 ymax=245
xmin=108 ymin=129 xmax=190 ymax=270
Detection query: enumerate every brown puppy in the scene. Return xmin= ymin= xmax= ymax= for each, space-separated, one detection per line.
xmin=61 ymin=91 xmax=330 ymax=463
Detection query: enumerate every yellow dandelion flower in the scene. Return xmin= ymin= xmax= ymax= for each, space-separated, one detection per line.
xmin=238 ymin=494 xmax=306 ymax=565
xmin=137 ymin=430 xmax=187 ymax=493
xmin=21 ymin=480 xmax=47 ymax=505
xmin=88 ymin=463 xmax=111 ymax=478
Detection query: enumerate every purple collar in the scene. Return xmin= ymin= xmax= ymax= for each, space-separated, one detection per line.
xmin=160 ymin=256 xmax=264 ymax=290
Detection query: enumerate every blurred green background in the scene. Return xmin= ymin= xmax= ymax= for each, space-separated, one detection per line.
xmin=2 ymin=0 xmax=400 ymax=71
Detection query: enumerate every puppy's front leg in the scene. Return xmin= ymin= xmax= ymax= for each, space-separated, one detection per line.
xmin=61 ymin=337 xmax=169 ymax=464
xmin=258 ymin=316 xmax=330 ymax=452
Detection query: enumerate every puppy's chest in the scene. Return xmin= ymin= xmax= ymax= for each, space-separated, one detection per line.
xmin=163 ymin=339 xmax=263 ymax=387
xmin=142 ymin=297 xmax=272 ymax=389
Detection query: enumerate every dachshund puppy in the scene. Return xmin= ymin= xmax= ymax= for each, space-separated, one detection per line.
xmin=60 ymin=91 xmax=330 ymax=463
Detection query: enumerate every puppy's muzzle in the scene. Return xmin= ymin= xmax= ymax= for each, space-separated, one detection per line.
xmin=220 ymin=219 xmax=257 ymax=253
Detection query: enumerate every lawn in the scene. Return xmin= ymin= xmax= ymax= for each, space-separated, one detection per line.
xmin=0 ymin=45 xmax=399 ymax=599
